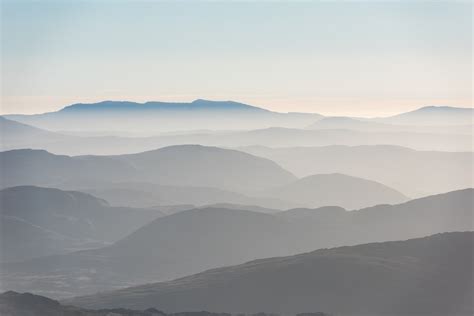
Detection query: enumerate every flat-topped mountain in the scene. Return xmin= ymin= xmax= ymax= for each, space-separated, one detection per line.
xmin=6 ymin=100 xmax=322 ymax=133
xmin=3 ymin=189 xmax=472 ymax=297
xmin=66 ymin=232 xmax=474 ymax=315
xmin=60 ymin=99 xmax=269 ymax=113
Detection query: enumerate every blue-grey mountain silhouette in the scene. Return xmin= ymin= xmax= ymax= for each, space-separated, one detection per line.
xmin=5 ymin=100 xmax=322 ymax=133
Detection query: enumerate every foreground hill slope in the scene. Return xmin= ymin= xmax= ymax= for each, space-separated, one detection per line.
xmin=67 ymin=232 xmax=474 ymax=315
xmin=2 ymin=189 xmax=472 ymax=297
xmin=263 ymin=173 xmax=408 ymax=209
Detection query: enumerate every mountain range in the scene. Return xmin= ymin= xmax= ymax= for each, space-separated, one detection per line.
xmin=307 ymin=115 xmax=472 ymax=134
xmin=1 ymin=99 xmax=472 ymax=314
xmin=0 ymin=146 xmax=295 ymax=194
xmin=2 ymin=188 xmax=471 ymax=298
xmin=0 ymin=186 xmax=164 ymax=262
xmin=241 ymin=145 xmax=473 ymax=197
xmin=1 ymin=291 xmax=276 ymax=316
xmin=377 ymin=105 xmax=474 ymax=126
xmin=66 ymin=231 xmax=474 ymax=315
xmin=2 ymin=114 xmax=472 ymax=155
xmin=5 ymin=101 xmax=473 ymax=133
xmin=0 ymin=146 xmax=409 ymax=209
xmin=262 ymin=173 xmax=407 ymax=209
xmin=5 ymin=100 xmax=322 ymax=133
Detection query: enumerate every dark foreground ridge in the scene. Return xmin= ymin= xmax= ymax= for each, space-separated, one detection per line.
xmin=0 ymin=291 xmax=331 ymax=316
xmin=66 ymin=232 xmax=474 ymax=315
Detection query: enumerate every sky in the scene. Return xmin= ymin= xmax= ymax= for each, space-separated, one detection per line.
xmin=1 ymin=0 xmax=472 ymax=117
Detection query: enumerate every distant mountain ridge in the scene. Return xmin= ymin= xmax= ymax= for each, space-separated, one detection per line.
xmin=241 ymin=145 xmax=474 ymax=197
xmin=5 ymin=100 xmax=322 ymax=133
xmin=6 ymin=99 xmax=471 ymax=133
xmin=0 ymin=145 xmax=296 ymax=194
xmin=0 ymin=116 xmax=68 ymax=150
xmin=0 ymin=186 xmax=163 ymax=262
xmin=263 ymin=173 xmax=408 ymax=209
xmin=1 ymin=147 xmax=410 ymax=209
xmin=2 ymin=106 xmax=472 ymax=155
xmin=60 ymin=99 xmax=270 ymax=113
xmin=377 ymin=105 xmax=474 ymax=126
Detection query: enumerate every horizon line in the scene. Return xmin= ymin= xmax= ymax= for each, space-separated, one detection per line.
xmin=2 ymin=98 xmax=473 ymax=119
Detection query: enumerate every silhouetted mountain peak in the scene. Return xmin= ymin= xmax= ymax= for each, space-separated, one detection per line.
xmin=414 ymin=105 xmax=473 ymax=112
xmin=59 ymin=100 xmax=269 ymax=113
xmin=190 ymin=99 xmax=269 ymax=111
xmin=389 ymin=106 xmax=473 ymax=119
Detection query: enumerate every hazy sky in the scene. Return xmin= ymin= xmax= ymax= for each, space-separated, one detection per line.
xmin=1 ymin=1 xmax=472 ymax=116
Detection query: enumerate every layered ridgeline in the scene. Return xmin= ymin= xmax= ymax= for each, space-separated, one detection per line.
xmin=0 ymin=292 xmax=331 ymax=316
xmin=5 ymin=101 xmax=472 ymax=134
xmin=0 ymin=146 xmax=408 ymax=209
xmin=0 ymin=117 xmax=69 ymax=148
xmin=376 ymin=105 xmax=474 ymax=126
xmin=0 ymin=186 xmax=164 ymax=262
xmin=80 ymin=184 xmax=296 ymax=211
xmin=307 ymin=106 xmax=474 ymax=131
xmin=0 ymin=145 xmax=295 ymax=194
xmin=262 ymin=173 xmax=407 ymax=210
xmin=241 ymin=145 xmax=473 ymax=197
xmin=5 ymin=99 xmax=322 ymax=133
xmin=2 ymin=189 xmax=472 ymax=297
xmin=66 ymin=232 xmax=474 ymax=316
xmin=2 ymin=120 xmax=471 ymax=198
xmin=1 ymin=122 xmax=471 ymax=155
xmin=2 ymin=104 xmax=473 ymax=155
xmin=82 ymin=174 xmax=407 ymax=211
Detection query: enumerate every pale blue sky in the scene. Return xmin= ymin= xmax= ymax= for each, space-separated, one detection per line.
xmin=1 ymin=0 xmax=472 ymax=116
